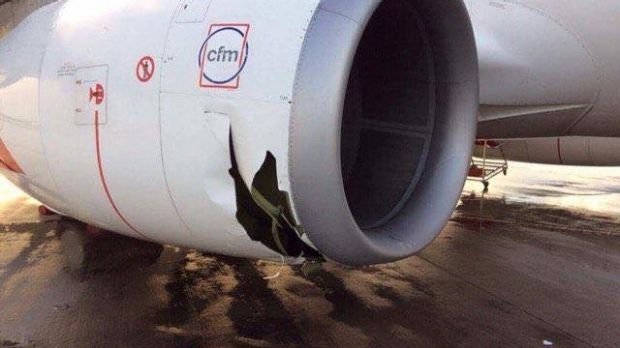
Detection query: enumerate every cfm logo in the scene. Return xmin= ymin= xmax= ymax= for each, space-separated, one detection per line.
xmin=207 ymin=46 xmax=240 ymax=63
xmin=198 ymin=24 xmax=250 ymax=89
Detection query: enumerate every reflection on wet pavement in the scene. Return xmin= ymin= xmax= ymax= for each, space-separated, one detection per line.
xmin=463 ymin=161 xmax=620 ymax=218
xmin=1 ymin=163 xmax=620 ymax=347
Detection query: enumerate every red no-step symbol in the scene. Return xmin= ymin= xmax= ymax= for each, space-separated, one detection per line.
xmin=136 ymin=56 xmax=155 ymax=83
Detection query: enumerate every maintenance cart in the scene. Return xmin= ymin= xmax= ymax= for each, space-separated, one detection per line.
xmin=467 ymin=140 xmax=508 ymax=190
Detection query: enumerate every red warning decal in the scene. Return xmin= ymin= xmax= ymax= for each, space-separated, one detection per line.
xmin=136 ymin=56 xmax=155 ymax=83
xmin=89 ymin=83 xmax=105 ymax=105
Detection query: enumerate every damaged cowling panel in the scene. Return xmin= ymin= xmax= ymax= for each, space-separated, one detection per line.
xmin=229 ymin=133 xmax=321 ymax=259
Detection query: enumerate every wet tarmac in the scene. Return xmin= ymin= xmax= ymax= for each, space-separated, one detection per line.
xmin=1 ymin=162 xmax=620 ymax=347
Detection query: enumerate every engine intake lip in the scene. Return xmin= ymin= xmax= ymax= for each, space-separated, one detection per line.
xmin=289 ymin=0 xmax=479 ymax=266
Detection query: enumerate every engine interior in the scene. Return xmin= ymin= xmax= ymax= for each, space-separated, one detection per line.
xmin=290 ymin=0 xmax=478 ymax=265
xmin=341 ymin=0 xmax=435 ymax=229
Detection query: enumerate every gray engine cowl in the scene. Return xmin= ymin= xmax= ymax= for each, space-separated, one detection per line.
xmin=289 ymin=0 xmax=479 ymax=265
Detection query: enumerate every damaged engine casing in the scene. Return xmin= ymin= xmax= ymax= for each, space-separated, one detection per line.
xmin=0 ymin=0 xmax=478 ymax=266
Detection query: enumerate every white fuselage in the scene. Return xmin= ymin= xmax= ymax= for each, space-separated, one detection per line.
xmin=466 ymin=0 xmax=620 ymax=165
xmin=468 ymin=0 xmax=620 ymax=139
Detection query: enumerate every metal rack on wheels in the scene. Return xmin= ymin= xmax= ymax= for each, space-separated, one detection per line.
xmin=467 ymin=140 xmax=508 ymax=190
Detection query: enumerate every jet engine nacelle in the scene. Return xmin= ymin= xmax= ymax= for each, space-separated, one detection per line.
xmin=0 ymin=0 xmax=478 ymax=265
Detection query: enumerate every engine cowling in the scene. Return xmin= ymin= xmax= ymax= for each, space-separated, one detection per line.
xmin=289 ymin=0 xmax=479 ymax=265
xmin=0 ymin=0 xmax=478 ymax=266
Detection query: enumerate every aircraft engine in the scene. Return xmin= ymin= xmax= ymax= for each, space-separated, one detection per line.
xmin=0 ymin=0 xmax=478 ymax=266
xmin=289 ymin=0 xmax=479 ymax=265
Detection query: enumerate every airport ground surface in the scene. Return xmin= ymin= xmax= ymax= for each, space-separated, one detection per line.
xmin=1 ymin=162 xmax=620 ymax=348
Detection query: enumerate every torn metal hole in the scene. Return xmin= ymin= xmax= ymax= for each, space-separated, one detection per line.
xmin=229 ymin=133 xmax=321 ymax=259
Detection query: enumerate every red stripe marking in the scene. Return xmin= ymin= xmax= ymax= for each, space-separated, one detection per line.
xmin=0 ymin=137 xmax=24 ymax=174
xmin=557 ymin=138 xmax=564 ymax=165
xmin=95 ymin=111 xmax=149 ymax=239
